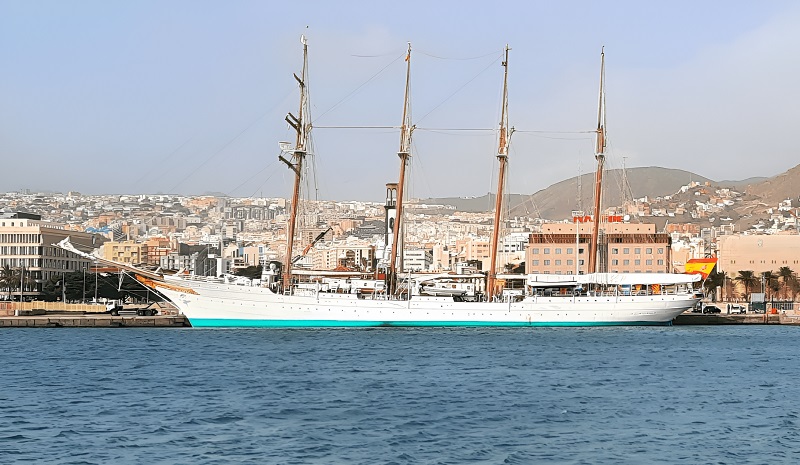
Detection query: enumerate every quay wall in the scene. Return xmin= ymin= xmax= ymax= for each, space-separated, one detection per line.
xmin=0 ymin=301 xmax=178 ymax=317
xmin=0 ymin=315 xmax=190 ymax=327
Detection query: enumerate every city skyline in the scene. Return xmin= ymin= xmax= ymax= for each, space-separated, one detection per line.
xmin=2 ymin=1 xmax=799 ymax=201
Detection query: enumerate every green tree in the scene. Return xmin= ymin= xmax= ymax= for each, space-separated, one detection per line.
xmin=0 ymin=265 xmax=15 ymax=299
xmin=41 ymin=271 xmax=92 ymax=302
xmin=734 ymin=270 xmax=758 ymax=300
xmin=778 ymin=266 xmax=795 ymax=300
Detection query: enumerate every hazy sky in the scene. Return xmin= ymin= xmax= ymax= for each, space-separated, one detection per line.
xmin=2 ymin=1 xmax=798 ymax=201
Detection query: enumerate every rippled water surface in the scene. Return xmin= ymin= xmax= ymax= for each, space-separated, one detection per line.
xmin=2 ymin=326 xmax=800 ymax=464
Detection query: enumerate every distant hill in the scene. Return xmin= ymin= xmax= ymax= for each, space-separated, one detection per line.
xmin=419 ymin=167 xmax=715 ymax=220
xmin=745 ymin=163 xmax=800 ymax=206
xmin=717 ymin=177 xmax=769 ymax=190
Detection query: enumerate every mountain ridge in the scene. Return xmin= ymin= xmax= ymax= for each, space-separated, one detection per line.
xmin=417 ymin=164 xmax=800 ymax=220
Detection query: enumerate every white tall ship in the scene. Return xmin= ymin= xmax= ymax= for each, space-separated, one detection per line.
xmin=62 ymin=41 xmax=702 ymax=327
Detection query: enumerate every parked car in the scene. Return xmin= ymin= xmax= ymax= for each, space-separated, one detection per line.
xmin=727 ymin=304 xmax=746 ymax=314
xmin=702 ymin=305 xmax=722 ymax=314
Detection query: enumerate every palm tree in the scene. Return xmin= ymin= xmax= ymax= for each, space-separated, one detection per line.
xmin=734 ymin=270 xmax=758 ymax=300
xmin=0 ymin=266 xmax=37 ymax=301
xmin=763 ymin=271 xmax=779 ymax=301
xmin=778 ymin=266 xmax=795 ymax=300
xmin=0 ymin=265 xmax=18 ymax=300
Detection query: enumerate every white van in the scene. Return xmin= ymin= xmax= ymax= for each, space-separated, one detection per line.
xmin=727 ymin=303 xmax=746 ymax=314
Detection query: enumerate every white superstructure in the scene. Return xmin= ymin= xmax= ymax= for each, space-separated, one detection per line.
xmin=147 ymin=272 xmax=701 ymax=327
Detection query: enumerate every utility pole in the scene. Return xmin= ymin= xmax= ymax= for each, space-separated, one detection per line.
xmin=19 ymin=259 xmax=24 ymax=302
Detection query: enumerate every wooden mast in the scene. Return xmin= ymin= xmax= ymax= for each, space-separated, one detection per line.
xmin=281 ymin=35 xmax=309 ymax=291
xmin=388 ymin=43 xmax=412 ymax=294
xmin=588 ymin=47 xmax=606 ymax=274
xmin=486 ymin=45 xmax=511 ymax=300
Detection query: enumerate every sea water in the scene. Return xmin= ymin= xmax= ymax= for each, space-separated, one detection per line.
xmin=1 ymin=326 xmax=799 ymax=464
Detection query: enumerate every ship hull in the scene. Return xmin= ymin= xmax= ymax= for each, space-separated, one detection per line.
xmin=157 ymin=279 xmax=698 ymax=328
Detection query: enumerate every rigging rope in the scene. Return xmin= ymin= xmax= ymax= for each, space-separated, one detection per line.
xmin=415 ymin=48 xmax=504 ymax=61
xmin=312 ymin=52 xmax=406 ymax=124
xmin=416 ymin=55 xmax=502 ymax=125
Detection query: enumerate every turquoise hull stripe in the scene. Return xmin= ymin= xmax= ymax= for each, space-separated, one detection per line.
xmin=188 ymin=318 xmax=672 ymax=328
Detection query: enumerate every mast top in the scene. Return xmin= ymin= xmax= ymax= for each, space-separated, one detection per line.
xmin=595 ymin=46 xmax=606 ymax=158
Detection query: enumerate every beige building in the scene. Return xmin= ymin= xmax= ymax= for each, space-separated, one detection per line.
xmin=454 ymin=237 xmax=491 ymax=270
xmin=717 ymin=234 xmax=800 ymax=275
xmin=0 ymin=213 xmax=105 ymax=299
xmin=308 ymin=240 xmax=375 ymax=271
xmin=526 ymin=222 xmax=670 ymax=274
xmin=100 ymin=240 xmax=148 ymax=265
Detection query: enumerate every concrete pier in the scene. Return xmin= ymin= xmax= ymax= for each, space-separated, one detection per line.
xmin=0 ymin=314 xmax=190 ymax=328
xmin=674 ymin=312 xmax=797 ymax=325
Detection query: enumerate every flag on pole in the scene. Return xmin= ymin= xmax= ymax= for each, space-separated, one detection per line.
xmin=684 ymin=258 xmax=718 ymax=279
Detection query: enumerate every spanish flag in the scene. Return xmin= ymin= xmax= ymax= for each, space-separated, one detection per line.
xmin=684 ymin=258 xmax=718 ymax=279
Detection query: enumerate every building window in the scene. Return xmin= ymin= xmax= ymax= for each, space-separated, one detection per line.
xmin=555 ymin=248 xmax=562 ymax=254
xmin=566 ymin=248 xmax=573 ymax=254
xmin=533 ymin=260 xmax=539 ymax=265
xmin=657 ymin=259 xmax=664 ymax=265
xmin=532 ymin=248 xmax=539 ymax=254
xmin=646 ymin=248 xmax=653 ymax=254
xmin=635 ymin=259 xmax=641 ymax=265
xmin=612 ymin=248 xmax=619 ymax=254
xmin=555 ymin=260 xmax=562 ymax=265
xmin=578 ymin=248 xmax=584 ymax=254
xmin=657 ymin=248 xmax=664 ymax=254
xmin=623 ymin=259 xmax=630 ymax=265
xmin=646 ymin=259 xmax=653 ymax=265
xmin=567 ymin=259 xmax=573 ymax=266
xmin=544 ymin=248 xmax=550 ymax=254
xmin=544 ymin=260 xmax=550 ymax=265
xmin=579 ymin=260 xmax=585 ymax=265
xmin=623 ymin=248 xmax=630 ymax=254
xmin=611 ymin=259 xmax=619 ymax=265
xmin=635 ymin=248 xmax=641 ymax=254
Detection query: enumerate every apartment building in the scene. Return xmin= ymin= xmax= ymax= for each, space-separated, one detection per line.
xmin=526 ymin=222 xmax=670 ymax=274
xmin=0 ymin=212 xmax=105 ymax=299
xmin=100 ymin=240 xmax=148 ymax=265
xmin=309 ymin=241 xmax=376 ymax=271
xmin=403 ymin=248 xmax=433 ymax=272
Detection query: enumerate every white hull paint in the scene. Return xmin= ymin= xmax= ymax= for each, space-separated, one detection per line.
xmin=157 ymin=278 xmax=699 ymax=327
